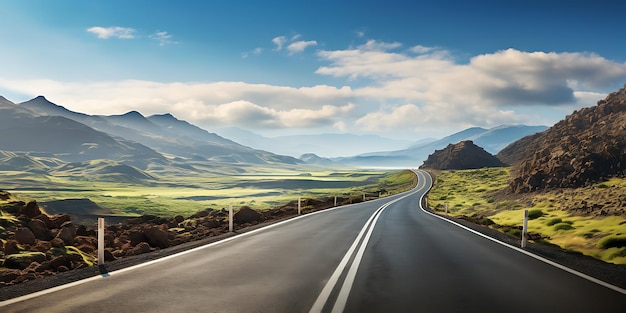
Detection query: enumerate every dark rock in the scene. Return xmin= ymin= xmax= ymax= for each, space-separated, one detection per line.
xmin=0 ymin=190 xmax=10 ymax=200
xmin=4 ymin=252 xmax=47 ymax=270
xmin=127 ymin=230 xmax=147 ymax=246
xmin=130 ymin=242 xmax=151 ymax=255
xmin=20 ymin=201 xmax=42 ymax=218
xmin=49 ymin=214 xmax=71 ymax=229
xmin=104 ymin=249 xmax=116 ymax=262
xmin=56 ymin=222 xmax=77 ymax=246
xmin=50 ymin=256 xmax=70 ymax=270
xmin=3 ymin=240 xmax=20 ymax=255
xmin=32 ymin=214 xmax=52 ymax=229
xmin=0 ymin=269 xmax=21 ymax=283
xmin=28 ymin=219 xmax=52 ymax=240
xmin=144 ymin=226 xmax=169 ymax=248
xmin=233 ymin=206 xmax=264 ymax=224
xmin=50 ymin=237 xmax=65 ymax=248
xmin=14 ymin=227 xmax=37 ymax=245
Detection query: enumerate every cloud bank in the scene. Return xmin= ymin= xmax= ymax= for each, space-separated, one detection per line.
xmin=3 ymin=39 xmax=626 ymax=138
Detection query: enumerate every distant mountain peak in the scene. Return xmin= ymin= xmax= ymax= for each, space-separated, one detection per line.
xmin=122 ymin=110 xmax=145 ymax=118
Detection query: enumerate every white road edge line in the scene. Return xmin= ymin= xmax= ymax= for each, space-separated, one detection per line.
xmin=0 ymin=195 xmax=394 ymax=307
xmin=310 ymin=179 xmax=426 ymax=313
xmin=414 ymin=170 xmax=626 ymax=296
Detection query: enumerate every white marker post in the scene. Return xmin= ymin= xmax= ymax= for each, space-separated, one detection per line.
xmin=334 ymin=196 xmax=337 ymax=207
xmin=97 ymin=217 xmax=105 ymax=266
xmin=521 ymin=209 xmax=529 ymax=248
xmin=363 ymin=193 xmax=366 ymax=202
xmin=229 ymin=205 xmax=234 ymax=232
xmin=298 ymin=197 xmax=302 ymax=215
xmin=444 ymin=202 xmax=448 ymax=215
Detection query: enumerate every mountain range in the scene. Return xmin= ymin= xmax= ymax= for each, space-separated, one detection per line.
xmin=332 ymin=125 xmax=548 ymax=168
xmin=0 ymin=95 xmax=549 ymax=176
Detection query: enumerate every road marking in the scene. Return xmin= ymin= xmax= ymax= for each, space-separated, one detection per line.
xmin=415 ymin=170 xmax=626 ymax=296
xmin=310 ymin=177 xmax=427 ymax=313
xmin=1 ymin=179 xmax=421 ymax=307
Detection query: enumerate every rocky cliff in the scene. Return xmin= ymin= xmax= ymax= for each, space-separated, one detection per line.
xmin=420 ymin=140 xmax=505 ymax=170
xmin=500 ymin=84 xmax=626 ymax=192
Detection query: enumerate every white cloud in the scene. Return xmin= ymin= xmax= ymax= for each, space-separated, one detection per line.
xmin=273 ymin=34 xmax=318 ymax=55
xmin=272 ymin=36 xmax=287 ymax=51
xmin=316 ymin=41 xmax=626 ymax=131
xmin=87 ymin=26 xmax=136 ymax=39
xmin=287 ymin=40 xmax=318 ymax=54
xmin=241 ymin=47 xmax=263 ymax=59
xmin=150 ymin=31 xmax=176 ymax=46
xmin=410 ymin=45 xmax=434 ymax=54
xmin=0 ymin=79 xmax=357 ymax=130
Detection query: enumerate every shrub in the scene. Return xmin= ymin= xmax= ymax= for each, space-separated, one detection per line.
xmin=598 ymin=236 xmax=626 ymax=249
xmin=487 ymin=198 xmax=495 ymax=203
xmin=546 ymin=218 xmax=562 ymax=226
xmin=528 ymin=209 xmax=544 ymax=220
xmin=554 ymin=223 xmax=575 ymax=231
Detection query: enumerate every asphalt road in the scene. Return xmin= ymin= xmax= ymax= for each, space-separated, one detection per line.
xmin=2 ymin=170 xmax=625 ymax=312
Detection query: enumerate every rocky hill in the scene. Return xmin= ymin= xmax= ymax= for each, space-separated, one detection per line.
xmin=499 ymin=84 xmax=626 ymax=192
xmin=420 ymin=140 xmax=505 ymax=170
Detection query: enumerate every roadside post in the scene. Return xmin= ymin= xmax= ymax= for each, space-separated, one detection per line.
xmin=98 ymin=217 xmax=105 ymax=266
xmin=521 ymin=209 xmax=529 ymax=248
xmin=363 ymin=193 xmax=366 ymax=201
xmin=229 ymin=205 xmax=233 ymax=232
xmin=334 ymin=196 xmax=337 ymax=207
xmin=444 ymin=202 xmax=448 ymax=215
xmin=298 ymin=197 xmax=302 ymax=215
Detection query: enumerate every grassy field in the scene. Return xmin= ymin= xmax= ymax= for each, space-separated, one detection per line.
xmin=427 ymin=167 xmax=626 ymax=264
xmin=3 ymin=167 xmax=416 ymax=218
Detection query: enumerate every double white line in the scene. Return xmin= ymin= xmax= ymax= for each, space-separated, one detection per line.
xmin=309 ymin=177 xmax=425 ymax=313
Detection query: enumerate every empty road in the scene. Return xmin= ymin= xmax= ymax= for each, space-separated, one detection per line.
xmin=2 ymin=170 xmax=625 ymax=312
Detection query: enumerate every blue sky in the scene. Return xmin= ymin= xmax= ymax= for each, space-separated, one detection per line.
xmin=2 ymin=0 xmax=626 ymax=140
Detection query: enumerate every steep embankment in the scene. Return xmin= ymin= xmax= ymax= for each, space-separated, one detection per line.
xmin=498 ymin=85 xmax=626 ymax=192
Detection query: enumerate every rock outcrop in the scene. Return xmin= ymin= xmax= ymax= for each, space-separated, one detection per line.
xmin=499 ymin=84 xmax=626 ymax=192
xmin=420 ymin=140 xmax=505 ymax=170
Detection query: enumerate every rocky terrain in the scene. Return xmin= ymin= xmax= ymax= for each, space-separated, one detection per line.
xmin=0 ymin=190 xmax=351 ymax=287
xmin=499 ymin=84 xmax=626 ymax=192
xmin=420 ymin=140 xmax=505 ymax=170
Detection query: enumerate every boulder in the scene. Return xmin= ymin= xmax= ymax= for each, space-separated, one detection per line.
xmin=20 ymin=201 xmax=42 ymax=218
xmin=14 ymin=227 xmax=36 ymax=245
xmin=56 ymin=222 xmax=77 ymax=246
xmin=234 ymin=206 xmax=264 ymax=224
xmin=3 ymin=252 xmax=47 ymax=270
xmin=130 ymin=242 xmax=151 ymax=255
xmin=32 ymin=214 xmax=52 ymax=229
xmin=49 ymin=214 xmax=71 ymax=229
xmin=28 ymin=219 xmax=52 ymax=241
xmin=3 ymin=239 xmax=20 ymax=255
xmin=144 ymin=226 xmax=169 ymax=248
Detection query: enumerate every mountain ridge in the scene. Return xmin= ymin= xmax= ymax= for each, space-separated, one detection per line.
xmin=499 ymin=84 xmax=626 ymax=192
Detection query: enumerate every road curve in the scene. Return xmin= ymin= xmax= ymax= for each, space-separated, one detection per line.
xmin=2 ymin=170 xmax=625 ymax=312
